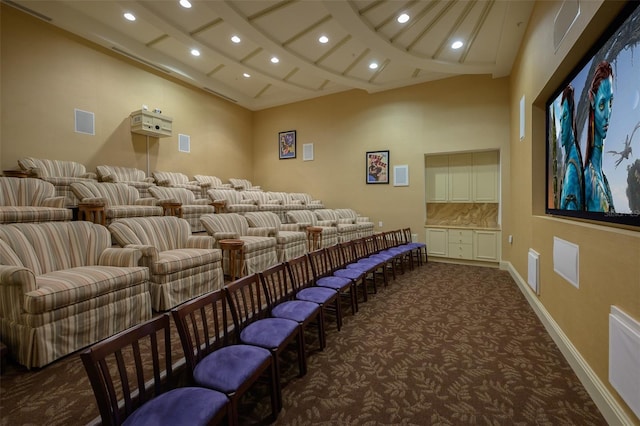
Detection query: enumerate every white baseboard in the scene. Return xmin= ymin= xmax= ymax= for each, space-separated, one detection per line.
xmin=503 ymin=261 xmax=637 ymax=426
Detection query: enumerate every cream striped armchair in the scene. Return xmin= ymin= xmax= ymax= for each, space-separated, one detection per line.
xmin=17 ymin=157 xmax=97 ymax=207
xmin=334 ymin=208 xmax=375 ymax=238
xmin=0 ymin=177 xmax=72 ymax=224
xmin=200 ymin=213 xmax=278 ymax=277
xmin=109 ymin=216 xmax=224 ymax=312
xmin=285 ymin=210 xmax=338 ymax=248
xmin=70 ymin=181 xmax=163 ymax=226
xmin=244 ymin=211 xmax=307 ymax=261
xmin=314 ymin=209 xmax=359 ymax=242
xmin=96 ymin=165 xmax=156 ymax=198
xmin=152 ymin=171 xmax=203 ymax=199
xmin=0 ymin=221 xmax=151 ymax=368
xmin=148 ymin=186 xmax=216 ymax=233
xmin=206 ymin=189 xmax=259 ymax=214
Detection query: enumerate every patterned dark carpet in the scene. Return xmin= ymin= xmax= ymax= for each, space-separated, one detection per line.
xmin=0 ymin=262 xmax=606 ymax=425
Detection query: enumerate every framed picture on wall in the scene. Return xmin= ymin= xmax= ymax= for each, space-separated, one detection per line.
xmin=366 ymin=150 xmax=389 ymax=184
xmin=279 ymin=130 xmax=296 ymax=159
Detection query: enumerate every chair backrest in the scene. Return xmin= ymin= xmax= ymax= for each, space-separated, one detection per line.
xmin=200 ymin=213 xmax=249 ymax=236
xmin=286 ymin=254 xmax=314 ymax=292
xmin=96 ymin=165 xmax=148 ymax=183
xmin=71 ymin=181 xmax=140 ymax=206
xmin=259 ymin=262 xmax=295 ymax=309
xmin=208 ymin=189 xmax=245 ymax=205
xmin=171 ymin=289 xmax=233 ymax=375
xmin=334 ymin=208 xmax=357 ymax=221
xmin=80 ymin=314 xmax=176 ymax=426
xmin=194 ymin=175 xmax=230 ymax=189
xmin=224 ymin=274 xmax=270 ymax=340
xmin=340 ymin=239 xmax=360 ymax=264
xmin=307 ymin=248 xmax=331 ymax=280
xmin=0 ymin=221 xmax=111 ymax=274
xmin=18 ymin=157 xmax=89 ymax=179
xmin=152 ymin=171 xmax=190 ymax=185
xmin=286 ymin=210 xmax=317 ymax=226
xmin=314 ymin=209 xmax=339 ymax=222
xmin=325 ymin=243 xmax=346 ymax=272
xmin=108 ymin=216 xmax=192 ymax=251
xmin=244 ymin=211 xmax=282 ymax=229
xmin=149 ymin=186 xmax=196 ymax=205
xmin=0 ymin=177 xmax=57 ymax=207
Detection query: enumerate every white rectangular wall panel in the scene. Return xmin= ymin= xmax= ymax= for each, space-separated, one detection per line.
xmin=553 ymin=236 xmax=579 ymax=288
xmin=609 ymin=306 xmax=640 ymax=419
xmin=527 ymin=249 xmax=540 ymax=294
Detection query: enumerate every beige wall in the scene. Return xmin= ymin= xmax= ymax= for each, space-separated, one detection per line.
xmin=253 ymin=76 xmax=510 ymax=235
xmin=2 ymin=1 xmax=639 ymax=422
xmin=508 ymin=1 xmax=640 ymax=423
xmin=0 ymin=4 xmax=253 ymax=180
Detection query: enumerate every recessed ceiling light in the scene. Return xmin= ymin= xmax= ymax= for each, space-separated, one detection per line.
xmin=243 ymin=73 xmax=251 ymax=78
xmin=318 ymin=35 xmax=329 ymax=44
xmin=123 ymin=12 xmax=136 ymax=21
xmin=179 ymin=0 xmax=192 ymax=8
xmin=369 ymin=62 xmax=379 ymax=70
xmin=397 ymin=13 xmax=410 ymax=24
xmin=451 ymin=40 xmax=464 ymax=49
xmin=271 ymin=57 xmax=279 ymax=64
xmin=231 ymin=35 xmax=241 ymax=43
xmin=190 ymin=49 xmax=200 ymax=56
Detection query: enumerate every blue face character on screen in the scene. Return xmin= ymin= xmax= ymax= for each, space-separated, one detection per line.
xmin=559 ymin=85 xmax=583 ymax=210
xmin=584 ymin=61 xmax=615 ymax=212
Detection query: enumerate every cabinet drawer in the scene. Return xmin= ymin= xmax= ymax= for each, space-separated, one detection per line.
xmin=447 ymin=229 xmax=473 ymax=244
xmin=448 ymin=243 xmax=473 ymax=259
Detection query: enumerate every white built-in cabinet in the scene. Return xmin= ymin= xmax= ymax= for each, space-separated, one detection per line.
xmin=425 ymin=151 xmax=499 ymax=203
xmin=425 ymin=228 xmax=501 ymax=263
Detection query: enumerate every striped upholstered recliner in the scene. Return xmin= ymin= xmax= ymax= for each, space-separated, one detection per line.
xmin=334 ymin=208 xmax=375 ymax=238
xmin=151 ymin=171 xmax=203 ymax=199
xmin=206 ymin=188 xmax=259 ymax=214
xmin=0 ymin=177 xmax=72 ymax=224
xmin=0 ymin=221 xmax=151 ymax=368
xmin=199 ymin=213 xmax=278 ymax=277
xmin=96 ymin=165 xmax=156 ymax=198
xmin=285 ymin=210 xmax=338 ymax=248
xmin=244 ymin=211 xmax=307 ymax=262
xmin=70 ymin=181 xmax=163 ymax=226
xmin=313 ymin=209 xmax=359 ymax=243
xmin=108 ymin=216 xmax=224 ymax=312
xmin=17 ymin=157 xmax=97 ymax=207
xmin=148 ymin=186 xmax=216 ymax=233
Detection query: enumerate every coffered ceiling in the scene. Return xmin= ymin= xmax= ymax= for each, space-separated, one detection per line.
xmin=5 ymin=0 xmax=535 ymax=111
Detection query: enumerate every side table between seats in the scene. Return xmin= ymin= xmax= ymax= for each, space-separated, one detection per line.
xmin=218 ymin=239 xmax=245 ymax=281
xmin=78 ymin=201 xmax=106 ymax=226
xmin=307 ymin=226 xmax=323 ymax=251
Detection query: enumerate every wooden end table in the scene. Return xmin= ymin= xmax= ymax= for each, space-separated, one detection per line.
xmin=211 ymin=201 xmax=226 ymax=214
xmin=218 ymin=239 xmax=245 ymax=281
xmin=306 ymin=226 xmax=323 ymax=251
xmin=78 ymin=202 xmax=106 ymax=226
xmin=160 ymin=201 xmax=183 ymax=218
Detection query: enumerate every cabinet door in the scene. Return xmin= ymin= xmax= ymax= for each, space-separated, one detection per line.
xmin=448 ymin=153 xmax=472 ymax=202
xmin=473 ymin=230 xmax=500 ymax=261
xmin=425 ymin=228 xmax=448 ymax=257
xmin=425 ymin=156 xmax=448 ymax=202
xmin=472 ymin=151 xmax=499 ymax=202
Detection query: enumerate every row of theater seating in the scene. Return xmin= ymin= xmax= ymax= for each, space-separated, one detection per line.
xmin=0 ymin=175 xmax=374 ymax=240
xmin=7 ymin=156 xmax=314 ymax=207
xmin=0 ymin=209 xmax=382 ymax=368
xmin=81 ymin=231 xmax=427 ymax=426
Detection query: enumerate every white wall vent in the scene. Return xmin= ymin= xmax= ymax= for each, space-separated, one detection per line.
xmin=527 ymin=249 xmax=540 ymax=295
xmin=178 ymin=134 xmax=190 ymax=153
xmin=609 ymin=306 xmax=640 ymax=419
xmin=74 ymin=109 xmax=95 ymax=135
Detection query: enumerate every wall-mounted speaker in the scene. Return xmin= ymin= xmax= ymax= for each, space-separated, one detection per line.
xmin=75 ymin=108 xmax=95 ymax=135
xmin=179 ymin=134 xmax=190 ymax=153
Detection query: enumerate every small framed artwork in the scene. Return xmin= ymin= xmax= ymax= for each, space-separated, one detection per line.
xmin=366 ymin=150 xmax=389 ymax=184
xmin=278 ymin=130 xmax=296 ymax=159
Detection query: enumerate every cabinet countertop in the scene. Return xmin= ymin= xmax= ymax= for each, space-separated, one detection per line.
xmin=425 ymin=224 xmax=501 ymax=231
